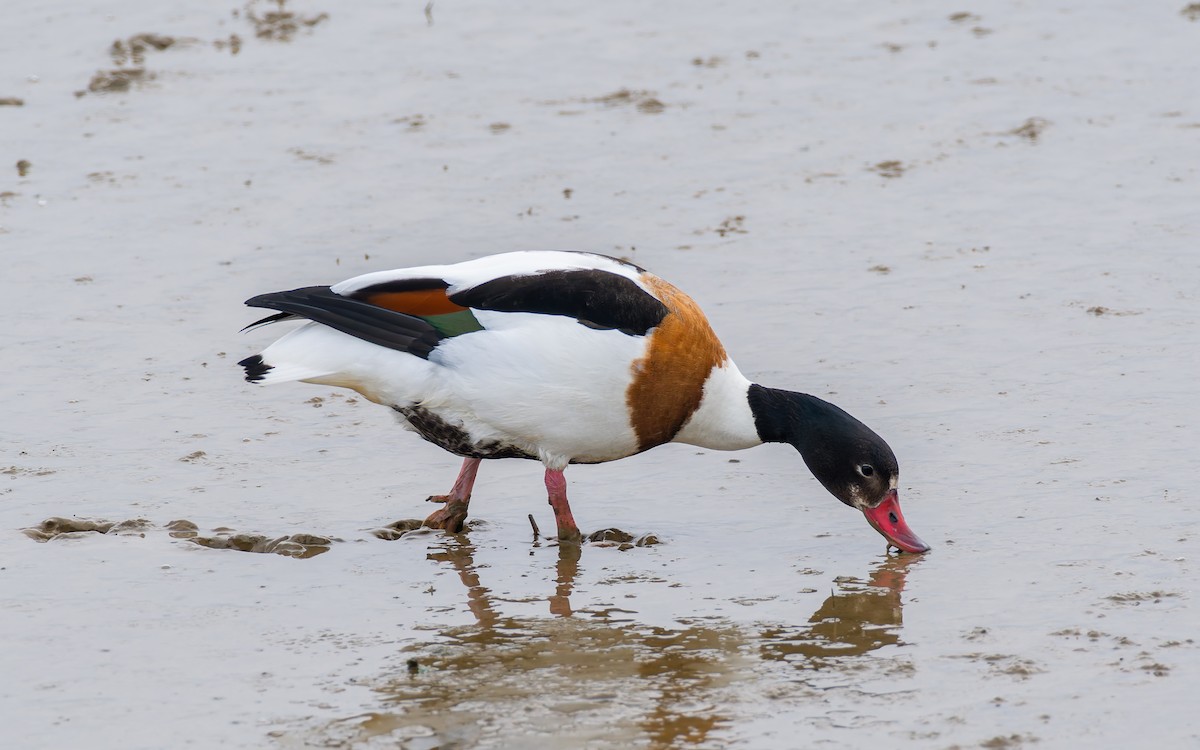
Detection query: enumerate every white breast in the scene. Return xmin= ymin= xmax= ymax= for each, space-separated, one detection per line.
xmin=671 ymin=359 xmax=762 ymax=451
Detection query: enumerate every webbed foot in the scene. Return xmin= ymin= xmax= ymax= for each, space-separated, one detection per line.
xmin=423 ymin=500 xmax=470 ymax=533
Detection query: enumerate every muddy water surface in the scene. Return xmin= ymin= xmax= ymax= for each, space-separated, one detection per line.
xmin=4 ymin=1 xmax=1199 ymax=748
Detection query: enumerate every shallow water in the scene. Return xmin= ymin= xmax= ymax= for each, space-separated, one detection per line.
xmin=3 ymin=1 xmax=1199 ymax=748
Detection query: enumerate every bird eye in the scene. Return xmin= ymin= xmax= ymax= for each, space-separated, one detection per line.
xmin=858 ymin=464 xmax=875 ymax=477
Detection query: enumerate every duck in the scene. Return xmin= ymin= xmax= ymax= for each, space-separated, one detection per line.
xmin=239 ymin=250 xmax=929 ymax=553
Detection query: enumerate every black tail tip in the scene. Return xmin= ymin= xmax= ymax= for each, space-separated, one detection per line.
xmin=238 ymin=354 xmax=272 ymax=383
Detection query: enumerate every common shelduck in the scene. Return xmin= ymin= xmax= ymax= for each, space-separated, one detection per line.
xmin=239 ymin=251 xmax=929 ymax=553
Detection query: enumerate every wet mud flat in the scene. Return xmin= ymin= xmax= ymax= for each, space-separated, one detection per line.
xmin=20 ymin=517 xmax=941 ymax=749
xmin=5 ymin=0 xmax=1200 ymax=748
xmin=13 ymin=506 xmax=1196 ymax=749
xmin=325 ymin=551 xmax=923 ymax=750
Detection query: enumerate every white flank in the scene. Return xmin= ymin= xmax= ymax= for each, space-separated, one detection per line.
xmin=430 ymin=310 xmax=646 ymax=468
xmin=672 ymin=359 xmax=762 ymax=451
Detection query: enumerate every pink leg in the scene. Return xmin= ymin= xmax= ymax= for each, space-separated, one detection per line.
xmin=423 ymin=458 xmax=482 ymax=533
xmin=544 ymin=468 xmax=582 ymax=543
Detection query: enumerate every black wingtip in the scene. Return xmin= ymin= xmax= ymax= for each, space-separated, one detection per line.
xmin=241 ymin=311 xmax=297 ymax=333
xmin=237 ymin=286 xmax=444 ymax=359
xmin=238 ymin=354 xmax=273 ymax=383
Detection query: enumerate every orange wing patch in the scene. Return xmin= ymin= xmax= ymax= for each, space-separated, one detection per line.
xmin=366 ymin=289 xmax=467 ymax=316
xmin=626 ymin=274 xmax=727 ymax=451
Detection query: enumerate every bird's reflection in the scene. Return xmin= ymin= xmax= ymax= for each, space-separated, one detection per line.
xmin=425 ymin=541 xmax=502 ymax=629
xmin=548 ymin=541 xmax=580 ymax=616
xmin=350 ymin=541 xmax=920 ymax=749
xmin=760 ymin=554 xmax=921 ymax=667
xmin=424 ymin=535 xmax=582 ymax=621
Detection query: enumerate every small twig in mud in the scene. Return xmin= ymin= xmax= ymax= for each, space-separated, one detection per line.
xmin=528 ymin=513 xmax=541 ymax=539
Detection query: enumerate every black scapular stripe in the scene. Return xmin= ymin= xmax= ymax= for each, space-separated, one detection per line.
xmin=448 ymin=269 xmax=667 ymax=335
xmin=243 ymin=286 xmax=442 ymax=358
xmin=346 ymin=277 xmax=450 ymax=296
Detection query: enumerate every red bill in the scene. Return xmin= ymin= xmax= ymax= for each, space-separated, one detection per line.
xmin=862 ymin=489 xmax=930 ymax=554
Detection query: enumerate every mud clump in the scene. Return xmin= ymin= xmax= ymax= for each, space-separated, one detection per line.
xmin=22 ymin=516 xmax=332 ymax=558
xmin=247 ymin=0 xmax=330 ymax=41
xmin=84 ymin=68 xmax=153 ymax=95
xmin=23 ymin=517 xmax=155 ymax=541
xmin=541 ymin=88 xmax=668 ymax=116
xmin=72 ymin=5 xmax=330 ymax=100
xmin=1106 ymin=590 xmax=1179 ymax=604
xmin=981 ymin=735 xmax=1039 ymax=749
xmin=394 ymin=114 xmax=427 ymax=131
xmin=714 ymin=215 xmax=747 ymax=237
xmin=586 ymin=528 xmax=661 ymax=550
xmin=23 ymin=516 xmax=117 ymax=541
xmin=588 ymin=527 xmax=636 ymax=543
xmin=166 ymin=519 xmax=199 ymax=538
xmin=110 ymin=33 xmax=181 ymax=66
xmin=870 ymin=160 xmax=906 ymax=179
xmin=0 ymin=97 xmax=23 ymax=107
xmin=593 ymin=89 xmax=646 ymax=107
xmin=1008 ymin=117 xmax=1050 ymax=142
xmin=191 ymin=529 xmax=333 ymax=558
xmin=373 ymin=519 xmax=426 ymax=540
xmin=1183 ymin=4 xmax=1200 ymax=22
xmin=288 ymin=148 xmax=335 ymax=165
xmin=212 ymin=35 xmax=244 ymax=55
xmin=110 ymin=519 xmax=154 ymax=536
xmin=3 ymin=465 xmax=56 ymax=477
xmin=1085 ymin=305 xmax=1141 ymax=317
xmin=81 ymin=32 xmax=189 ymax=96
xmin=636 ymin=98 xmax=665 ymax=115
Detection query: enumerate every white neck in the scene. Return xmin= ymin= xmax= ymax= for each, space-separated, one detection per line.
xmin=671 ymin=359 xmax=762 ymax=451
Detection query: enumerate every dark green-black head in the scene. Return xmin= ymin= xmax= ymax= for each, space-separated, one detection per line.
xmin=747 ymin=385 xmax=929 ymax=553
